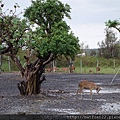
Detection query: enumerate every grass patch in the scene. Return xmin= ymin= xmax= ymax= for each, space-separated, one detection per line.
xmin=74 ymin=67 xmax=120 ymax=74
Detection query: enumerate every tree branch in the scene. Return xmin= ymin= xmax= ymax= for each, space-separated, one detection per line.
xmin=43 ymin=53 xmax=53 ymax=66
xmin=8 ymin=54 xmax=25 ymax=73
xmin=0 ymin=42 xmax=13 ymax=54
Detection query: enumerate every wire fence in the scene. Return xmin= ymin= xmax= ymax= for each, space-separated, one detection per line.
xmin=0 ymin=55 xmax=120 ymax=74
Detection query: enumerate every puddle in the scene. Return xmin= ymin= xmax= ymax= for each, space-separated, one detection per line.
xmin=96 ymin=99 xmax=106 ymax=102
xmin=70 ymin=93 xmax=77 ymax=95
xmin=96 ymin=83 xmax=103 ymax=85
xmin=100 ymin=87 xmax=120 ymax=94
xmin=101 ymin=102 xmax=120 ymax=114
xmin=73 ymin=87 xmax=120 ymax=94
xmin=69 ymin=87 xmax=120 ymax=98
xmin=46 ymin=108 xmax=80 ymax=114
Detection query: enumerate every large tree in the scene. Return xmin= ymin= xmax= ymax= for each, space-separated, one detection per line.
xmin=0 ymin=0 xmax=80 ymax=95
xmin=98 ymin=28 xmax=120 ymax=58
xmin=105 ymin=20 xmax=120 ymax=58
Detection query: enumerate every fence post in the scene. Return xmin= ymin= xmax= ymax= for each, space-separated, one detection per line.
xmin=96 ymin=59 xmax=99 ymax=67
xmin=8 ymin=56 xmax=11 ymax=72
xmin=113 ymin=59 xmax=116 ymax=73
xmin=0 ymin=55 xmax=1 ymax=74
xmin=80 ymin=60 xmax=82 ymax=73
xmin=52 ymin=60 xmax=56 ymax=73
xmin=113 ymin=59 xmax=116 ymax=68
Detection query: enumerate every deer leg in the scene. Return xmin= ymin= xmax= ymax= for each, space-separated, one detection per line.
xmin=90 ymin=89 xmax=93 ymax=100
xmin=80 ymin=88 xmax=83 ymax=100
xmin=76 ymin=88 xmax=80 ymax=100
xmin=76 ymin=88 xmax=80 ymax=95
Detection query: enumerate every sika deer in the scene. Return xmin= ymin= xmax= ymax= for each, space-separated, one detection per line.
xmin=76 ymin=80 xmax=101 ymax=100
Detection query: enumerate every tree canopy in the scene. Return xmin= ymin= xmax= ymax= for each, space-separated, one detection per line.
xmin=0 ymin=3 xmax=30 ymax=72
xmin=24 ymin=0 xmax=80 ymax=61
xmin=105 ymin=20 xmax=120 ymax=32
xmin=0 ymin=0 xmax=80 ymax=67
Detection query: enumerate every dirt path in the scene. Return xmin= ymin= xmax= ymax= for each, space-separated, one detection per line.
xmin=0 ymin=73 xmax=120 ymax=115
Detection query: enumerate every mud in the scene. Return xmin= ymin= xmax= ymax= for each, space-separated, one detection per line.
xmin=0 ymin=73 xmax=120 ymax=115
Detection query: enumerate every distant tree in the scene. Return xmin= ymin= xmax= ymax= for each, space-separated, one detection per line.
xmin=98 ymin=28 xmax=120 ymax=58
xmin=105 ymin=20 xmax=120 ymax=32
xmin=105 ymin=19 xmax=120 ymax=58
xmin=80 ymin=42 xmax=89 ymax=56
xmin=0 ymin=0 xmax=80 ymax=95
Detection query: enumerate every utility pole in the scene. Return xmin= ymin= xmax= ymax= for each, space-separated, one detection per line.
xmin=0 ymin=55 xmax=1 ymax=74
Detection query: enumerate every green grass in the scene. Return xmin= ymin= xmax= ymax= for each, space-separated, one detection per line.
xmin=1 ymin=62 xmax=9 ymax=72
xmin=74 ymin=67 xmax=120 ymax=74
xmin=1 ymin=62 xmax=120 ymax=74
xmin=1 ymin=55 xmax=120 ymax=74
xmin=1 ymin=61 xmax=19 ymax=72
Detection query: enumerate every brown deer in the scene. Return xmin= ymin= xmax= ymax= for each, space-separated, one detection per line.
xmin=61 ymin=67 xmax=69 ymax=72
xmin=96 ymin=67 xmax=100 ymax=73
xmin=89 ymin=69 xmax=92 ymax=73
xmin=76 ymin=80 xmax=101 ymax=100
xmin=70 ymin=66 xmax=75 ymax=73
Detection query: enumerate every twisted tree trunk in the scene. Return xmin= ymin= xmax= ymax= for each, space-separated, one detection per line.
xmin=17 ymin=69 xmax=46 ymax=95
xmin=17 ymin=55 xmax=46 ymax=95
xmin=8 ymin=51 xmax=53 ymax=95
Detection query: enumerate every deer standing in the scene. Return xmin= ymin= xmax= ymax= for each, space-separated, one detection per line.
xmin=76 ymin=80 xmax=101 ymax=100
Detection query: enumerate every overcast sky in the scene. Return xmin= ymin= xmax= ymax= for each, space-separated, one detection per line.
xmin=2 ymin=0 xmax=120 ymax=48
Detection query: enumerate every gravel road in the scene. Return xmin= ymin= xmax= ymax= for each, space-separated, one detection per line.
xmin=0 ymin=73 xmax=120 ymax=115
